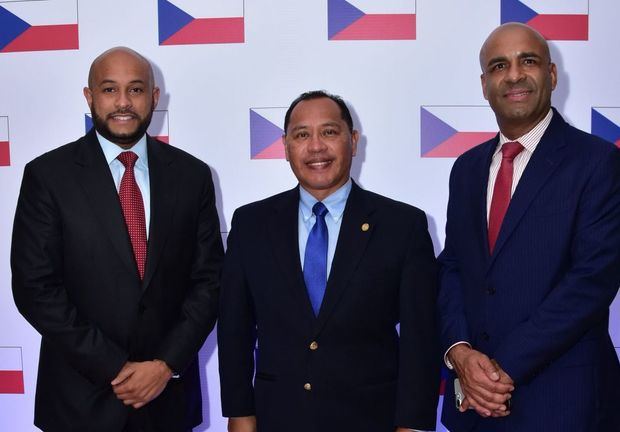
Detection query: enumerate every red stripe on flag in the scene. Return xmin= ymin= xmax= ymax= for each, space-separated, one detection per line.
xmin=423 ymin=132 xmax=496 ymax=158
xmin=1 ymin=24 xmax=79 ymax=53
xmin=252 ymin=138 xmax=285 ymax=159
xmin=615 ymin=139 xmax=620 ymax=149
xmin=0 ymin=141 xmax=10 ymax=166
xmin=162 ymin=17 xmax=244 ymax=45
xmin=331 ymin=14 xmax=416 ymax=40
xmin=155 ymin=136 xmax=169 ymax=144
xmin=528 ymin=14 xmax=588 ymax=40
xmin=0 ymin=370 xmax=24 ymax=394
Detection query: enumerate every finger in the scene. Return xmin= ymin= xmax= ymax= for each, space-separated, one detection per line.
xmin=465 ymin=372 xmax=514 ymax=394
xmin=459 ymin=397 xmax=471 ymax=412
xmin=132 ymin=402 xmax=146 ymax=409
xmin=477 ymin=356 xmax=500 ymax=382
xmin=463 ymin=385 xmax=510 ymax=413
xmin=111 ymin=366 xmax=135 ymax=386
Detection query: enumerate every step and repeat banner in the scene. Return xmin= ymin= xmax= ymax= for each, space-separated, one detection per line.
xmin=1 ymin=1 xmax=619 ymax=430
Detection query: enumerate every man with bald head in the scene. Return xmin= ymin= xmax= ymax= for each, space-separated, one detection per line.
xmin=11 ymin=47 xmax=223 ymax=431
xmin=438 ymin=23 xmax=620 ymax=431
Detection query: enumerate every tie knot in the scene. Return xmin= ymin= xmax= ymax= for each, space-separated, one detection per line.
xmin=117 ymin=151 xmax=138 ymax=168
xmin=312 ymin=202 xmax=328 ymax=219
xmin=501 ymin=142 xmax=524 ymax=160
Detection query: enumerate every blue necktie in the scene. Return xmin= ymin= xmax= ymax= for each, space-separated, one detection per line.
xmin=304 ymin=202 xmax=328 ymax=316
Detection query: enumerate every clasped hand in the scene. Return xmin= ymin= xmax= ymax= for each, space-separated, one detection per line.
xmin=449 ymin=345 xmax=514 ymax=418
xmin=111 ymin=360 xmax=173 ymax=409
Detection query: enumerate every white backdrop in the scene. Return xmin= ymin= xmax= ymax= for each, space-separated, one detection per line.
xmin=1 ymin=1 xmax=619 ymax=430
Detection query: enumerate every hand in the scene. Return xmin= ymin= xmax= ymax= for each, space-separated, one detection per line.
xmin=111 ymin=360 xmax=173 ymax=409
xmin=448 ymin=345 xmax=514 ymax=417
xmin=228 ymin=416 xmax=257 ymax=432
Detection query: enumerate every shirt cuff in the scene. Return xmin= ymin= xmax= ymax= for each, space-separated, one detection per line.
xmin=444 ymin=341 xmax=471 ymax=369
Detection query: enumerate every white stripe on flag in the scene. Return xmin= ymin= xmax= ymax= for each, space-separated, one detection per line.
xmin=0 ymin=117 xmax=8 ymax=141
xmin=521 ymin=0 xmax=588 ymax=15
xmin=0 ymin=347 xmax=22 ymax=371
xmin=1 ymin=0 xmax=78 ymax=26
xmin=423 ymin=106 xmax=497 ymax=131
xmin=349 ymin=0 xmax=415 ymax=14
xmin=168 ymin=0 xmax=243 ymax=18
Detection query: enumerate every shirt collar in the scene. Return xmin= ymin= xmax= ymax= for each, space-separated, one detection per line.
xmin=299 ymin=179 xmax=352 ymax=223
xmin=96 ymin=131 xmax=148 ymax=169
xmin=497 ymin=108 xmax=553 ymax=155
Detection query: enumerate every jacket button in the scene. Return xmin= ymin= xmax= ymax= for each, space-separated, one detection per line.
xmin=482 ymin=332 xmax=490 ymax=341
xmin=303 ymin=383 xmax=312 ymax=391
xmin=309 ymin=341 xmax=318 ymax=350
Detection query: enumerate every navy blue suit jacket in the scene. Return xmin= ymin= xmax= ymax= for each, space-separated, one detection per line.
xmin=218 ymin=182 xmax=440 ymax=432
xmin=438 ymin=110 xmax=620 ymax=432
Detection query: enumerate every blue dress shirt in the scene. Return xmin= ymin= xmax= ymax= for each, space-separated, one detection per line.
xmin=97 ymin=132 xmax=151 ymax=238
xmin=298 ymin=179 xmax=352 ymax=278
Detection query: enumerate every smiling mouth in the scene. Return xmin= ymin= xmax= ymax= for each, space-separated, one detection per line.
xmin=306 ymin=160 xmax=333 ymax=169
xmin=504 ymin=89 xmax=532 ymax=101
xmin=108 ymin=113 xmax=137 ymax=122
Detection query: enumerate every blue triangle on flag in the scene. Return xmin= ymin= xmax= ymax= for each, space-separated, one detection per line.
xmin=0 ymin=6 xmax=30 ymax=51
xmin=328 ymin=0 xmax=365 ymax=40
xmin=158 ymin=0 xmax=194 ymax=45
xmin=420 ymin=108 xmax=457 ymax=156
xmin=501 ymin=0 xmax=537 ymax=25
xmin=591 ymin=109 xmax=620 ymax=145
xmin=250 ymin=110 xmax=283 ymax=158
xmin=85 ymin=114 xmax=93 ymax=133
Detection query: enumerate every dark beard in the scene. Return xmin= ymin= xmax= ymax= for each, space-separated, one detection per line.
xmin=90 ymin=106 xmax=153 ymax=147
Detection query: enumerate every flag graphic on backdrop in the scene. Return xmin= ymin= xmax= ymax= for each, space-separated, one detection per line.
xmin=250 ymin=107 xmax=286 ymax=159
xmin=85 ymin=111 xmax=170 ymax=144
xmin=421 ymin=106 xmax=497 ymax=158
xmin=591 ymin=107 xmax=620 ymax=148
xmin=328 ymin=0 xmax=416 ymax=40
xmin=0 ymin=116 xmax=9 ymax=166
xmin=0 ymin=347 xmax=24 ymax=394
xmin=158 ymin=0 xmax=244 ymax=45
xmin=0 ymin=0 xmax=78 ymax=53
xmin=500 ymin=0 xmax=588 ymax=40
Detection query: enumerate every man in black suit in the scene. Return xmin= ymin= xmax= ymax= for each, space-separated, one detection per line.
xmin=218 ymin=90 xmax=439 ymax=432
xmin=11 ymin=47 xmax=223 ymax=432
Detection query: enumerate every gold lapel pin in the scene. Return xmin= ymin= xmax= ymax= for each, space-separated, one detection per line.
xmin=361 ymin=223 xmax=370 ymax=232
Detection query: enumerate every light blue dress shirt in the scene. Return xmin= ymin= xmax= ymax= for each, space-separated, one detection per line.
xmin=97 ymin=132 xmax=151 ymax=238
xmin=298 ymin=179 xmax=352 ymax=278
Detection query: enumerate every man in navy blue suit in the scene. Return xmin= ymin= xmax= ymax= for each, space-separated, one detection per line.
xmin=218 ymin=91 xmax=439 ymax=432
xmin=438 ymin=23 xmax=620 ymax=431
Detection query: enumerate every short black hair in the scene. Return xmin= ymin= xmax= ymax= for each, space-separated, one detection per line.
xmin=283 ymin=90 xmax=354 ymax=134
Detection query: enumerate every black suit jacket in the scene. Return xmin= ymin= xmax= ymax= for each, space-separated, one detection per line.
xmin=218 ymin=182 xmax=439 ymax=432
xmin=11 ymin=130 xmax=224 ymax=432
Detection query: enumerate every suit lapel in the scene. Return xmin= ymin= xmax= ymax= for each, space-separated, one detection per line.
xmin=489 ymin=110 xmax=568 ymax=267
xmin=268 ymin=188 xmax=315 ymax=319
xmin=142 ymin=137 xmax=177 ymax=290
xmin=73 ymin=130 xmax=138 ymax=279
xmin=313 ymin=182 xmax=375 ymax=335
xmin=475 ymin=138 xmax=498 ymax=258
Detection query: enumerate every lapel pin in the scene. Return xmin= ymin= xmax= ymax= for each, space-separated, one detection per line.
xmin=361 ymin=223 xmax=370 ymax=232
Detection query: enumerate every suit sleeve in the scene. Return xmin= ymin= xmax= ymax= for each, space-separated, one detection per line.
xmin=155 ymin=165 xmax=224 ymax=374
xmin=11 ymin=162 xmax=128 ymax=385
xmin=495 ymin=146 xmax=620 ymax=384
xmin=395 ymin=211 xmax=441 ymax=430
xmin=217 ymin=209 xmax=257 ymax=417
xmin=437 ymin=157 xmax=472 ymax=354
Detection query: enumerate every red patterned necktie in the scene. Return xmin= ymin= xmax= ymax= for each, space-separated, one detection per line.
xmin=117 ymin=151 xmax=147 ymax=279
xmin=488 ymin=141 xmax=524 ymax=254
